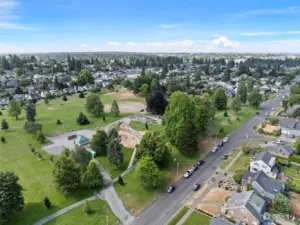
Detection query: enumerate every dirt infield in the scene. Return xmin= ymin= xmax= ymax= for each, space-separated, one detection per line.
xmin=104 ymin=90 xmax=138 ymax=99
xmin=104 ymin=102 xmax=145 ymax=113
xmin=203 ymin=188 xmax=231 ymax=203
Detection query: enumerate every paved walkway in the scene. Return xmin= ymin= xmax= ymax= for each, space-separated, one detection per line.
xmin=33 ymin=196 xmax=100 ymax=225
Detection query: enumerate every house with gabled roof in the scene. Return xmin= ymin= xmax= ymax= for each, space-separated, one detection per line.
xmin=250 ymin=151 xmax=279 ymax=179
xmin=221 ymin=190 xmax=267 ymax=225
xmin=241 ymin=171 xmax=284 ymax=202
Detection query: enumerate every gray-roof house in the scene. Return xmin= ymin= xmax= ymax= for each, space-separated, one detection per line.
xmin=250 ymin=151 xmax=278 ymax=179
xmin=262 ymin=143 xmax=294 ymax=157
xmin=221 ymin=190 xmax=267 ymax=225
xmin=279 ymin=118 xmax=300 ymax=136
xmin=286 ymin=105 xmax=300 ymax=117
xmin=241 ymin=171 xmax=284 ymax=202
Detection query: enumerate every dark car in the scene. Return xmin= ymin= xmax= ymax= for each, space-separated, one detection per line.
xmin=217 ymin=142 xmax=223 ymax=147
xmin=192 ymin=164 xmax=199 ymax=171
xmin=192 ymin=183 xmax=201 ymax=191
xmin=255 ymin=112 xmax=260 ymax=115
xmin=167 ymin=185 xmax=175 ymax=193
xmin=197 ymin=160 xmax=204 ymax=166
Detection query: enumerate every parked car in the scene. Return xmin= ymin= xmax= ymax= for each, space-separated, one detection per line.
xmin=192 ymin=164 xmax=199 ymax=171
xmin=272 ymin=107 xmax=275 ymax=111
xmin=217 ymin=142 xmax=223 ymax=147
xmin=184 ymin=170 xmax=193 ymax=178
xmin=289 ymin=134 xmax=295 ymax=138
xmin=255 ymin=112 xmax=260 ymax=115
xmin=211 ymin=146 xmax=218 ymax=153
xmin=192 ymin=183 xmax=201 ymax=191
xmin=275 ymin=139 xmax=283 ymax=144
xmin=197 ymin=160 xmax=204 ymax=166
xmin=265 ymin=112 xmax=269 ymax=116
xmin=167 ymin=185 xmax=175 ymax=193
xmin=221 ymin=154 xmax=229 ymax=159
xmin=223 ymin=137 xmax=229 ymax=143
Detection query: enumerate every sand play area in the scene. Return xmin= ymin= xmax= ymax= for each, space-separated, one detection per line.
xmin=203 ymin=188 xmax=231 ymax=203
xmin=119 ymin=123 xmax=140 ymax=148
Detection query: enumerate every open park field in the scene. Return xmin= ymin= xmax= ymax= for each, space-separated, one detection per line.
xmin=0 ymin=91 xmax=143 ymax=225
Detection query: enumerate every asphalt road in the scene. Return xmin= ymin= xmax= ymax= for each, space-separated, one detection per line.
xmin=131 ymin=88 xmax=289 ymax=225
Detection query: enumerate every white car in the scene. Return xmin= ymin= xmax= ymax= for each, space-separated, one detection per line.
xmin=272 ymin=107 xmax=275 ymax=111
xmin=265 ymin=112 xmax=269 ymax=116
xmin=211 ymin=146 xmax=218 ymax=153
xmin=223 ymin=137 xmax=229 ymax=143
xmin=275 ymin=139 xmax=283 ymax=145
xmin=183 ymin=169 xmax=194 ymax=178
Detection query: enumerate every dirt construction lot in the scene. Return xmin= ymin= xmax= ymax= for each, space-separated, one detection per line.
xmin=203 ymin=188 xmax=231 ymax=203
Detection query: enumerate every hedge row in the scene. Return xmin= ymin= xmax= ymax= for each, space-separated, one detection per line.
xmin=289 ymin=156 xmax=300 ymax=164
xmin=286 ymin=184 xmax=300 ymax=194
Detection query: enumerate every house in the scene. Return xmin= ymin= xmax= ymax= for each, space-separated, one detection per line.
xmin=241 ymin=171 xmax=284 ymax=202
xmin=250 ymin=151 xmax=279 ymax=179
xmin=221 ymin=190 xmax=267 ymax=225
xmin=287 ymin=105 xmax=300 ymax=117
xmin=279 ymin=118 xmax=300 ymax=136
xmin=210 ymin=217 xmax=238 ymax=225
xmin=74 ymin=135 xmax=89 ymax=146
xmin=262 ymin=143 xmax=294 ymax=157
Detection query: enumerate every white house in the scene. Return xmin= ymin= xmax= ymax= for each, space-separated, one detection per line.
xmin=250 ymin=151 xmax=279 ymax=179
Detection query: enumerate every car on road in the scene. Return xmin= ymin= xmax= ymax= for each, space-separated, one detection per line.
xmin=211 ymin=146 xmax=219 ymax=153
xmin=223 ymin=137 xmax=229 ymax=143
xmin=167 ymin=185 xmax=175 ymax=193
xmin=272 ymin=107 xmax=275 ymax=111
xmin=183 ymin=170 xmax=192 ymax=178
xmin=255 ymin=112 xmax=260 ymax=115
xmin=275 ymin=139 xmax=283 ymax=145
xmin=192 ymin=183 xmax=201 ymax=191
xmin=221 ymin=154 xmax=229 ymax=159
xmin=289 ymin=134 xmax=295 ymax=138
xmin=265 ymin=112 xmax=269 ymax=116
xmin=217 ymin=142 xmax=223 ymax=147
xmin=197 ymin=160 xmax=204 ymax=166
xmin=192 ymin=164 xmax=199 ymax=171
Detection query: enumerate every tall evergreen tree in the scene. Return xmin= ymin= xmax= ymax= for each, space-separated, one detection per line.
xmin=26 ymin=101 xmax=36 ymax=122
xmin=0 ymin=171 xmax=24 ymax=223
xmin=1 ymin=119 xmax=9 ymax=131
xmin=231 ymin=95 xmax=242 ymax=112
xmin=107 ymin=138 xmax=124 ymax=168
xmin=248 ymin=88 xmax=262 ymax=108
xmin=238 ymin=82 xmax=247 ymax=104
xmin=213 ymin=88 xmax=228 ymax=110
xmin=110 ymin=100 xmax=120 ymax=117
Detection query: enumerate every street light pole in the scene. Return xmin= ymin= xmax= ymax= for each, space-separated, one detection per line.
xmin=177 ymin=162 xmax=179 ymax=177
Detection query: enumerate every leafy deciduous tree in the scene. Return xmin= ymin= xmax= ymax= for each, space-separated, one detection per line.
xmin=231 ymin=95 xmax=242 ymax=112
xmin=8 ymin=100 xmax=21 ymax=120
xmin=90 ymin=130 xmax=108 ymax=156
xmin=272 ymin=193 xmax=292 ymax=214
xmin=213 ymin=88 xmax=228 ymax=110
xmin=83 ymin=161 xmax=103 ymax=189
xmin=85 ymin=94 xmax=104 ymax=117
xmin=71 ymin=146 xmax=92 ymax=170
xmin=249 ymin=88 xmax=262 ymax=108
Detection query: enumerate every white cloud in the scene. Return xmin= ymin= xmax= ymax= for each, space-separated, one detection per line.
xmin=0 ymin=22 xmax=31 ymax=29
xmin=211 ymin=36 xmax=240 ymax=48
xmin=235 ymin=6 xmax=299 ymax=17
xmin=126 ymin=42 xmax=137 ymax=46
xmin=0 ymin=1 xmax=19 ymax=8
xmin=240 ymin=31 xmax=300 ymax=36
xmin=80 ymin=44 xmax=88 ymax=48
xmin=159 ymin=24 xmax=182 ymax=29
xmin=107 ymin=42 xmax=121 ymax=46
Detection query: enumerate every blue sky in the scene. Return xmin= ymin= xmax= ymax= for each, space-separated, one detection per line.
xmin=0 ymin=0 xmax=300 ymax=53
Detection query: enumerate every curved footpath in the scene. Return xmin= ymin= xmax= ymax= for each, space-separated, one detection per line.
xmin=33 ymin=116 xmax=152 ymax=225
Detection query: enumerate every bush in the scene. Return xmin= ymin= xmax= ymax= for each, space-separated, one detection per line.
xmin=219 ymin=127 xmax=224 ymax=133
xmin=31 ymin=147 xmax=35 ymax=154
xmin=79 ymin=92 xmax=84 ymax=98
xmin=273 ymin=129 xmax=281 ymax=137
xmin=145 ymin=123 xmax=149 ymax=130
xmin=102 ymin=116 xmax=106 ymax=122
xmin=253 ymin=125 xmax=257 ymax=130
xmin=36 ymin=130 xmax=46 ymax=144
xmin=50 ymin=155 xmax=54 ymax=162
xmin=83 ymin=200 xmax=92 ymax=215
xmin=44 ymin=197 xmax=51 ymax=209
xmin=118 ymin=176 xmax=124 ymax=185
xmin=0 ymin=111 xmax=2 ymax=116
xmin=261 ymin=123 xmax=266 ymax=128
xmin=1 ymin=136 xmax=5 ymax=143
xmin=286 ymin=183 xmax=300 ymax=194
xmin=56 ymin=119 xmax=62 ymax=125
xmin=77 ymin=112 xmax=90 ymax=125
xmin=269 ymin=117 xmax=279 ymax=125
xmin=227 ymin=118 xmax=231 ymax=124
xmin=37 ymin=153 xmax=43 ymax=160
xmin=242 ymin=146 xmax=250 ymax=155
xmin=62 ymin=95 xmax=68 ymax=101
xmin=276 ymin=158 xmax=291 ymax=167
xmin=233 ymin=171 xmax=243 ymax=184
xmin=224 ymin=111 xmax=228 ymax=117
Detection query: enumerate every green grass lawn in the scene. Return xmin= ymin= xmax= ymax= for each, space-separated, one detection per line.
xmin=220 ymin=150 xmax=241 ymax=169
xmin=114 ymin=169 xmax=162 ymax=216
xmin=44 ymin=200 xmax=119 ymax=225
xmin=168 ymin=207 xmax=189 ymax=225
xmin=130 ymin=121 xmax=165 ymax=133
xmin=0 ymin=92 xmax=137 ymax=225
xmin=182 ymin=211 xmax=211 ymax=225
xmin=229 ymin=153 xmax=253 ymax=172
xmin=283 ymin=165 xmax=300 ymax=179
xmin=214 ymin=106 xmax=257 ymax=138
xmin=96 ymin=147 xmax=133 ymax=179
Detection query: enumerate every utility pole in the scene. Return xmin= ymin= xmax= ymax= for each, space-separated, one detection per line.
xmin=177 ymin=162 xmax=179 ymax=177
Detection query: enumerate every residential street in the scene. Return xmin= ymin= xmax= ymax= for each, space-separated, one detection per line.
xmin=131 ymin=89 xmax=289 ymax=225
